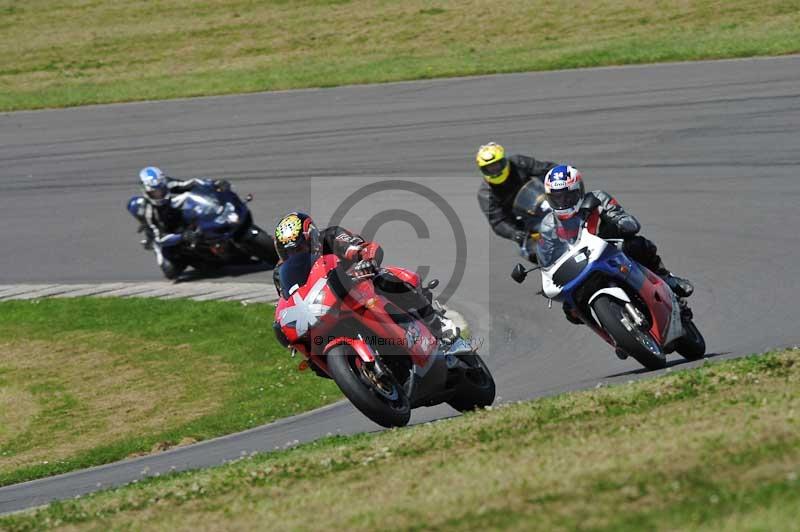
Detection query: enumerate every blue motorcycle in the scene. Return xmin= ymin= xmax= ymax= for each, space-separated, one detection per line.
xmin=127 ymin=182 xmax=278 ymax=278
xmin=510 ymin=182 xmax=705 ymax=370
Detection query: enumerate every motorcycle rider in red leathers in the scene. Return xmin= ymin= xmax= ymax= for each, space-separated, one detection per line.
xmin=271 ymin=212 xmax=458 ymax=353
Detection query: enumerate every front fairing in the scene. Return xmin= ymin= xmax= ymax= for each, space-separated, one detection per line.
xmin=275 ymin=254 xmax=340 ymax=346
xmin=276 ymin=256 xmax=438 ymax=369
xmin=540 ymin=230 xmax=610 ymax=300
xmin=177 ymin=186 xmax=250 ymax=241
xmin=336 ymin=272 xmax=438 ymax=362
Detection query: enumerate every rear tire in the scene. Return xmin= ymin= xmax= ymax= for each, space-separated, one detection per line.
xmin=592 ymin=295 xmax=667 ymax=370
xmin=326 ymin=345 xmax=411 ymax=428
xmin=675 ymin=319 xmax=706 ymax=360
xmin=161 ymin=260 xmax=187 ymax=280
xmin=447 ymin=353 xmax=496 ymax=412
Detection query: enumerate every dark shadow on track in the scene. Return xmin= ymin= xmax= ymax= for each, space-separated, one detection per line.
xmin=603 ymin=352 xmax=731 ymax=379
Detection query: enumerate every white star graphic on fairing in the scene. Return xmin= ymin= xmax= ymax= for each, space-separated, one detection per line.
xmin=279 ymin=277 xmax=331 ymax=337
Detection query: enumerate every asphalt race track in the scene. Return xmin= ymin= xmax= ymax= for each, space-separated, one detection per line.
xmin=1 ymin=56 xmax=799 ymax=513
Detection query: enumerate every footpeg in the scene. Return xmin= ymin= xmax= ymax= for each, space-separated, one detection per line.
xmin=666 ymin=274 xmax=694 ymax=298
xmin=615 ymin=348 xmax=629 ymax=360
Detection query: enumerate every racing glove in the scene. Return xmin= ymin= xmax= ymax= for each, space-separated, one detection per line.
xmin=359 ymin=242 xmax=383 ymax=265
xmin=352 ymin=259 xmax=378 ymax=279
xmin=512 ymin=230 xmax=528 ymax=245
xmin=344 ymin=241 xmax=384 ymax=265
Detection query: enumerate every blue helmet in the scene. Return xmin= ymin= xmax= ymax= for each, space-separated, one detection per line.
xmin=138 ymin=166 xmax=168 ymax=206
xmin=544 ymin=165 xmax=584 ymax=221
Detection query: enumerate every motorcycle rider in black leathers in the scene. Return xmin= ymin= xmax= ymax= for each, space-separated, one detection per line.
xmin=536 ymin=165 xmax=694 ymax=328
xmin=130 ymin=166 xmax=228 ymax=280
xmin=476 ymin=142 xmax=557 ymax=250
xmin=271 ymin=212 xmax=459 ymax=354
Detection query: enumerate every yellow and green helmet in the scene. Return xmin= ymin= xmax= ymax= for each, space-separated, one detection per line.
xmin=476 ymin=142 xmax=510 ymax=185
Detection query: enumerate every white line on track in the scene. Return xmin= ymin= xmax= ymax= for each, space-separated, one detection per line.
xmin=0 ymin=282 xmax=469 ymax=329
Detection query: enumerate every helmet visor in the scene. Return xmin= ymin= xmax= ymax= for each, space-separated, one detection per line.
xmin=547 ymin=188 xmax=583 ymax=211
xmin=479 ymin=158 xmax=507 ymax=177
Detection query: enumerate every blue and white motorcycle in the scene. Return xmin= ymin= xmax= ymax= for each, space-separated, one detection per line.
xmin=127 ymin=182 xmax=278 ymax=278
xmin=510 ymin=182 xmax=705 ymax=370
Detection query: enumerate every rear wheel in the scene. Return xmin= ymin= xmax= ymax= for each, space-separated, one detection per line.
xmin=675 ymin=319 xmax=706 ymax=360
xmin=326 ymin=345 xmax=411 ymax=428
xmin=592 ymin=295 xmax=667 ymax=370
xmin=447 ymin=353 xmax=496 ymax=412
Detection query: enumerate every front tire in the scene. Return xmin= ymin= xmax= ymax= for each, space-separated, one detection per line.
xmin=447 ymin=353 xmax=496 ymax=412
xmin=239 ymin=225 xmax=279 ymax=266
xmin=675 ymin=319 xmax=706 ymax=360
xmin=592 ymin=295 xmax=667 ymax=370
xmin=326 ymin=345 xmax=411 ymax=428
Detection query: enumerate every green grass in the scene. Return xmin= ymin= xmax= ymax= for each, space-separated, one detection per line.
xmin=1 ymin=0 xmax=799 ymax=111
xmin=2 ymin=348 xmax=798 ymax=531
xmin=0 ymin=298 xmax=339 ymax=487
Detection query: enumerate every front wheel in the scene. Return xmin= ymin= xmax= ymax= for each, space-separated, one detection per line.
xmin=592 ymin=295 xmax=667 ymax=370
xmin=675 ymin=319 xmax=706 ymax=360
xmin=326 ymin=345 xmax=411 ymax=428
xmin=447 ymin=353 xmax=496 ymax=412
xmin=238 ymin=225 xmax=279 ymax=266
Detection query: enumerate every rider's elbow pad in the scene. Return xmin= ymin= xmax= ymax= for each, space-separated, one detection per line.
xmin=618 ymin=217 xmax=640 ymax=236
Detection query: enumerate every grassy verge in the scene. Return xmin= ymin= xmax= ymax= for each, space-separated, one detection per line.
xmin=3 ymin=348 xmax=798 ymax=531
xmin=2 ymin=0 xmax=799 ymax=111
xmin=0 ymin=298 xmax=339 ymax=487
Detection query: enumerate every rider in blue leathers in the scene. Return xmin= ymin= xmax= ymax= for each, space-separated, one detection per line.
xmin=130 ymin=166 xmax=228 ymax=279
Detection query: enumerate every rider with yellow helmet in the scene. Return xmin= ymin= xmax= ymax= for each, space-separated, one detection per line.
xmin=476 ymin=142 xmax=556 ymax=246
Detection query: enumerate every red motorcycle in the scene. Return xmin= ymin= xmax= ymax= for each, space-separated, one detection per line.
xmin=274 ymin=252 xmax=495 ymax=427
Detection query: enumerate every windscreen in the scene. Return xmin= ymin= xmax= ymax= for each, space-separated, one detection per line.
xmin=512 ymin=181 xmax=549 ymax=231
xmin=536 ymin=218 xmax=583 ymax=268
xmin=181 ymin=192 xmax=222 ymax=220
xmin=536 ymin=237 xmax=573 ymax=269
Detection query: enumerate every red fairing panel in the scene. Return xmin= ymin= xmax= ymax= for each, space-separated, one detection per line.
xmin=638 ymin=268 xmax=673 ymax=344
xmin=323 ymin=337 xmax=375 ymax=362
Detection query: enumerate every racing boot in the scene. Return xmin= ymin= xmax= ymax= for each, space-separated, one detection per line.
xmin=664 ymin=273 xmax=694 ymax=298
xmin=627 ymin=237 xmax=694 ymax=298
xmin=651 ymin=261 xmax=694 ymax=298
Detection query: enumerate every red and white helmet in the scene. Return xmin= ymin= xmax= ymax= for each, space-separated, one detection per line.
xmin=544 ymin=165 xmax=585 ymax=221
